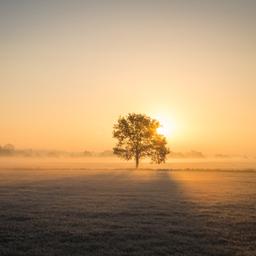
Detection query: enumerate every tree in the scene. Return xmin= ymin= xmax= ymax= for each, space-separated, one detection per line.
xmin=113 ymin=113 xmax=170 ymax=168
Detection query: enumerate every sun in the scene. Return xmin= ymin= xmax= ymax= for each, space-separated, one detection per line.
xmin=155 ymin=115 xmax=175 ymax=137
xmin=157 ymin=126 xmax=169 ymax=137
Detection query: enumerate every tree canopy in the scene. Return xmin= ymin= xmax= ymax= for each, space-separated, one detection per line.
xmin=113 ymin=113 xmax=170 ymax=168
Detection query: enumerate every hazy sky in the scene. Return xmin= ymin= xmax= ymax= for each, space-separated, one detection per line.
xmin=1 ymin=0 xmax=256 ymax=155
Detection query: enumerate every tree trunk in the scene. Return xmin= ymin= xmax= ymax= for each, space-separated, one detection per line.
xmin=135 ymin=154 xmax=139 ymax=168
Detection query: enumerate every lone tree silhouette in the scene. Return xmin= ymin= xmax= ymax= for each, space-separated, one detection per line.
xmin=113 ymin=113 xmax=170 ymax=168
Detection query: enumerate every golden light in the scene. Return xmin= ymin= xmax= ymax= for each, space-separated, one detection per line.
xmin=157 ymin=126 xmax=169 ymax=137
xmin=155 ymin=114 xmax=175 ymax=138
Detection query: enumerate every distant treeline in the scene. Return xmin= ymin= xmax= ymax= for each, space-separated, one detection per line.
xmin=169 ymin=150 xmax=205 ymax=159
xmin=0 ymin=144 xmax=253 ymax=159
xmin=0 ymin=145 xmax=114 ymax=158
xmin=0 ymin=144 xmax=16 ymax=156
xmin=0 ymin=145 xmax=203 ymax=158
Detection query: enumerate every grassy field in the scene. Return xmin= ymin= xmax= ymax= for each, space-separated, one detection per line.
xmin=0 ymin=168 xmax=255 ymax=256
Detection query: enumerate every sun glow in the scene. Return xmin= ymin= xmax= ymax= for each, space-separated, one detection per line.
xmin=155 ymin=115 xmax=175 ymax=138
xmin=157 ymin=126 xmax=169 ymax=137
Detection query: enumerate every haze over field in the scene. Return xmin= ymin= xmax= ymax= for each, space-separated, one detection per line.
xmin=1 ymin=0 xmax=256 ymax=157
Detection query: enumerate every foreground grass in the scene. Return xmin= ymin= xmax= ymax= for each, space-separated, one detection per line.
xmin=0 ymin=169 xmax=255 ymax=256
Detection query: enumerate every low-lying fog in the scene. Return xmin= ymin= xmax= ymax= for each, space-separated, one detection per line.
xmin=0 ymin=157 xmax=255 ymax=170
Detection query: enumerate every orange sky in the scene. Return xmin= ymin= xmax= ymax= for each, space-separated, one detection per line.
xmin=1 ymin=1 xmax=256 ymax=156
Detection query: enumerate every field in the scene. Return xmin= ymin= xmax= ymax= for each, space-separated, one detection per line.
xmin=0 ymin=167 xmax=255 ymax=256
